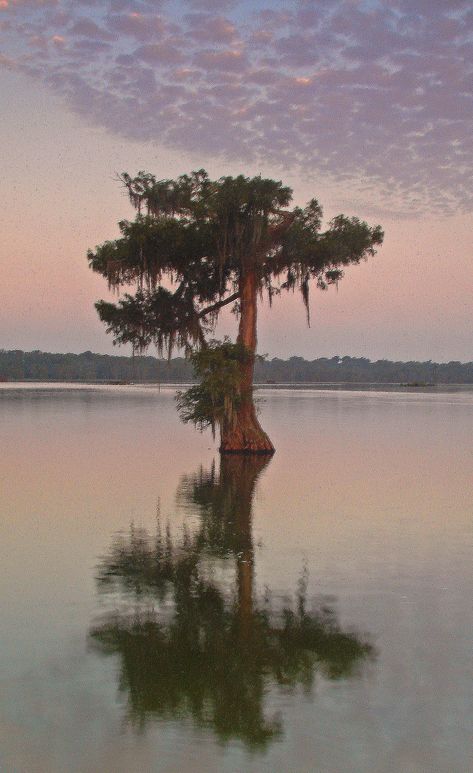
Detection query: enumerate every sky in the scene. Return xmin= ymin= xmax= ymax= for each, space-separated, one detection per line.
xmin=0 ymin=0 xmax=472 ymax=362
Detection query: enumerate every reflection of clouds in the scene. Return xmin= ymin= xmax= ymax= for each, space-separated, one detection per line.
xmin=1 ymin=0 xmax=472 ymax=213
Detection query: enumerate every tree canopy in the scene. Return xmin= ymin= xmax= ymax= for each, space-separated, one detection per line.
xmin=3 ymin=350 xmax=471 ymax=385
xmin=89 ymin=170 xmax=382 ymax=354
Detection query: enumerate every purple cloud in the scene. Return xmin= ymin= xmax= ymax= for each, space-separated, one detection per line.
xmin=185 ymin=13 xmax=238 ymax=45
xmin=1 ymin=0 xmax=472 ymax=214
xmin=135 ymin=41 xmax=185 ymax=65
xmin=186 ymin=0 xmax=238 ymax=10
xmin=70 ymin=17 xmax=113 ymax=39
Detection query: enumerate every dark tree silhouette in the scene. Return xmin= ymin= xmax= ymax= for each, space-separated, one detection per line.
xmin=88 ymin=171 xmax=383 ymax=452
xmin=90 ymin=457 xmax=374 ymax=748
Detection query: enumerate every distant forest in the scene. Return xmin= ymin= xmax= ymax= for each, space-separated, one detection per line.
xmin=1 ymin=349 xmax=473 ymax=384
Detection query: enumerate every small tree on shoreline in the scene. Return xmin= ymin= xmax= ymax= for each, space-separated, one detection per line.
xmin=88 ymin=170 xmax=383 ymax=453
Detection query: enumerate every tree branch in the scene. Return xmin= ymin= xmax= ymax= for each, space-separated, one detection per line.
xmin=198 ymin=292 xmax=239 ymax=319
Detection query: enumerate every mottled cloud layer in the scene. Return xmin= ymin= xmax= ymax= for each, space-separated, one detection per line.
xmin=1 ymin=0 xmax=472 ymax=213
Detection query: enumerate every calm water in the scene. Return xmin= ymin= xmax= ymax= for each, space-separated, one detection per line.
xmin=1 ymin=384 xmax=472 ymax=773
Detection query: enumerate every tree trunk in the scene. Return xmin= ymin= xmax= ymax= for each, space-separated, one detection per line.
xmin=220 ymin=269 xmax=275 ymax=454
xmin=218 ymin=456 xmax=271 ymax=640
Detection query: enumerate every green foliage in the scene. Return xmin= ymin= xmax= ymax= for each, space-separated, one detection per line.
xmin=88 ymin=170 xmax=383 ymax=356
xmin=176 ymin=339 xmax=248 ymax=436
xmin=3 ymin=350 xmax=472 ymax=384
xmin=95 ymin=287 xmax=205 ymax=356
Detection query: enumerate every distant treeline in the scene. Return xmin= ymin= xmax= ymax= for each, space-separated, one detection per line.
xmin=1 ymin=349 xmax=473 ymax=384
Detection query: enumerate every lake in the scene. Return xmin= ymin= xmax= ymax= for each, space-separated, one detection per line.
xmin=1 ymin=384 xmax=472 ymax=772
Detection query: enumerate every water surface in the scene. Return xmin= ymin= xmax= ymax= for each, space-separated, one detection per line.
xmin=1 ymin=384 xmax=472 ymax=772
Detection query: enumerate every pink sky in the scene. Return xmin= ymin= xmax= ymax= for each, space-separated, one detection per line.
xmin=1 ymin=0 xmax=472 ymax=361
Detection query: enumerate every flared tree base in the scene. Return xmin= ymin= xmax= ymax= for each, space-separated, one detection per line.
xmin=219 ymin=414 xmax=275 ymax=455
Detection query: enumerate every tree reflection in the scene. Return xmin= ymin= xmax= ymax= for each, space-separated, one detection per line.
xmin=90 ymin=457 xmax=373 ymax=749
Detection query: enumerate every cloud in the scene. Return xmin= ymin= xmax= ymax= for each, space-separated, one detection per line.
xmin=0 ymin=0 xmax=58 ymax=7
xmin=106 ymin=12 xmax=169 ymax=40
xmin=69 ymin=17 xmax=113 ymax=40
xmin=185 ymin=13 xmax=238 ymax=45
xmin=193 ymin=48 xmax=247 ymax=73
xmin=1 ymin=0 xmax=472 ymax=214
xmin=186 ymin=0 xmax=238 ymax=10
xmin=135 ymin=42 xmax=185 ymax=65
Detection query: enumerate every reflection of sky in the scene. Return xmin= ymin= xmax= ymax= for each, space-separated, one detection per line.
xmin=0 ymin=1 xmax=472 ymax=359
xmin=0 ymin=386 xmax=472 ymax=771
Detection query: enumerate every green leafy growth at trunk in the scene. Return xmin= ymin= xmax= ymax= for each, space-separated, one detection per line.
xmin=176 ymin=339 xmax=249 ymax=438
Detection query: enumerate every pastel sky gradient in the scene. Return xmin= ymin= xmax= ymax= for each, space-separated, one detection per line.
xmin=1 ymin=0 xmax=472 ymax=360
